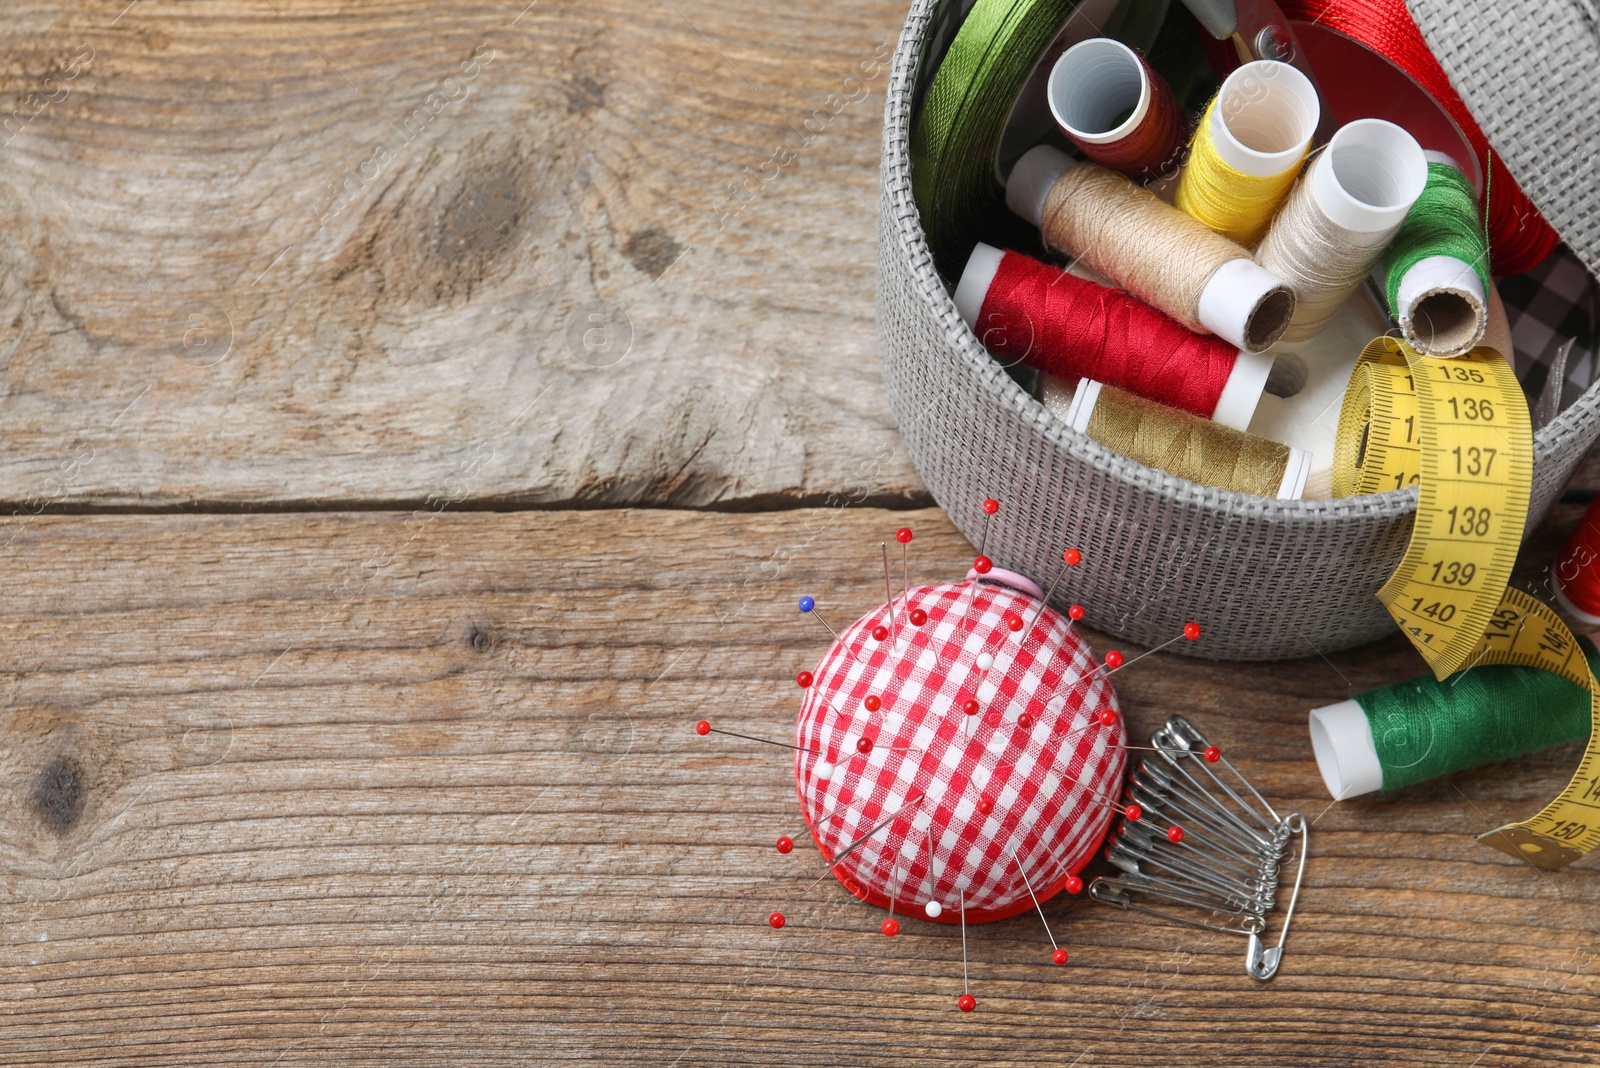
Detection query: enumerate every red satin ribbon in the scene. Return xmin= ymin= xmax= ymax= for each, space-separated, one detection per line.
xmin=1213 ymin=0 xmax=1559 ymax=275
xmin=978 ymin=250 xmax=1237 ymax=419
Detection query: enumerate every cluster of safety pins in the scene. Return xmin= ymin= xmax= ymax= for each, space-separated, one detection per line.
xmin=693 ymin=500 xmax=1304 ymax=1011
xmin=1091 ymin=715 xmax=1308 ymax=982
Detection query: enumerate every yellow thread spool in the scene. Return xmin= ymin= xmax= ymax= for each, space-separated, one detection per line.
xmin=1175 ymin=61 xmax=1318 ymax=247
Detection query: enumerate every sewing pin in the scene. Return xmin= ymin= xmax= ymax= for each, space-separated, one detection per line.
xmin=1007 ymin=842 xmax=1067 ymax=965
xmin=1022 ymin=546 xmax=1083 ymax=636
xmin=798 ymin=596 xmax=863 ymax=664
xmin=695 ymin=720 xmax=821 ymax=755
xmin=881 ymin=542 xmax=902 ymax=651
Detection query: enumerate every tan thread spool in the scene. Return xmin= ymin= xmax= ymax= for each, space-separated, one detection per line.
xmin=1008 ymin=146 xmax=1295 ymax=353
xmin=1048 ymin=376 xmax=1310 ymax=499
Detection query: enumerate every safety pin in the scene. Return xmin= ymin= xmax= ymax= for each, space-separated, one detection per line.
xmin=1091 ymin=716 xmax=1308 ymax=981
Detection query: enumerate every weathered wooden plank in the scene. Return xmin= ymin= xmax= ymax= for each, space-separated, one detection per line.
xmin=1 ymin=506 xmax=1595 ymax=1065
xmin=0 ymin=1 xmax=920 ymax=509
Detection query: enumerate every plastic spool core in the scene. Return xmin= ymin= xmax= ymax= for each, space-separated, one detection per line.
xmin=1048 ymin=38 xmax=1150 ymax=144
xmin=1316 ymin=119 xmax=1427 ymax=232
xmin=1210 ymin=61 xmax=1318 ymax=177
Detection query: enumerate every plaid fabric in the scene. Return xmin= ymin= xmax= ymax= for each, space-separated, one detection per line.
xmin=1501 ymin=245 xmax=1600 ymax=410
xmin=794 ymin=579 xmax=1123 ymax=924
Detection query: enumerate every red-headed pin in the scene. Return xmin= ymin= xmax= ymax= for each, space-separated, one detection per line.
xmin=1125 ymin=804 xmax=1143 ymax=822
xmin=1167 ymin=826 xmax=1185 ymax=843
xmin=796 ymin=671 xmax=813 ymax=688
xmin=957 ymin=994 xmax=976 ymax=1013
xmin=881 ymin=919 xmax=899 ymax=937
xmin=769 ymin=912 xmax=785 ymax=929
xmin=977 ymin=796 xmax=994 ymax=815
xmin=1104 ymin=650 xmax=1124 ymax=670
xmin=909 ymin=608 xmax=927 ymax=626
xmin=1096 ymin=708 xmax=1119 ymax=728
xmin=1052 ymin=949 xmax=1069 ymax=966
xmin=695 ymin=720 xmax=711 ymax=736
xmin=973 ymin=555 xmax=993 ymax=575
xmin=1184 ymin=622 xmax=1203 ymax=641
xmin=871 ymin=625 xmax=889 ymax=641
xmin=1065 ymin=875 xmax=1084 ymax=895
xmin=863 ymin=694 xmax=882 ymax=712
xmin=1069 ymin=605 xmax=1085 ymax=621
xmin=1204 ymin=746 xmax=1221 ymax=763
xmin=896 ymin=528 xmax=913 ymax=544
xmin=776 ymin=836 xmax=794 ymax=854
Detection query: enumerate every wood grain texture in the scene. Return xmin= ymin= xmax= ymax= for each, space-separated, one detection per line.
xmin=2 ymin=506 xmax=1597 ymax=1066
xmin=0 ymin=1 xmax=922 ymax=509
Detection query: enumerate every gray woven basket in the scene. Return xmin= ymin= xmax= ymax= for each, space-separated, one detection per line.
xmin=878 ymin=0 xmax=1600 ymax=661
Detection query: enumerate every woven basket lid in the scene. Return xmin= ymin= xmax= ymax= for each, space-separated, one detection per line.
xmin=1408 ymin=0 xmax=1600 ymax=274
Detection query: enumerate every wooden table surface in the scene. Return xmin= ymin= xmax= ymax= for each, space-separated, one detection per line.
xmin=2 ymin=3 xmax=1598 ymax=1065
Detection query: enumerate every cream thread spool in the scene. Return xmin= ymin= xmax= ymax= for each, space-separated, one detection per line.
xmin=1007 ymin=145 xmax=1295 ymax=354
xmin=1257 ymin=119 xmax=1427 ymax=344
xmin=1175 ymin=60 xmax=1320 ymax=247
xmin=1386 ymin=152 xmax=1489 ymax=358
xmin=1053 ymin=377 xmax=1311 ymax=499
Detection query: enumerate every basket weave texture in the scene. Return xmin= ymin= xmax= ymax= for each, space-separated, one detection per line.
xmin=877 ymin=0 xmax=1600 ymax=660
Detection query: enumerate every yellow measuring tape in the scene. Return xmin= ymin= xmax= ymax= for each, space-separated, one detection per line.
xmin=1336 ymin=337 xmax=1600 ymax=869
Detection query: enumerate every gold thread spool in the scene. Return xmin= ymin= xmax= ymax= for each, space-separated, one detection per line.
xmin=1175 ymin=61 xmax=1318 ymax=247
xmin=1057 ymin=378 xmax=1309 ymax=499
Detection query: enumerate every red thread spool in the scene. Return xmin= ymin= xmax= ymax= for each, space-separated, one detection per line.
xmin=1555 ymin=497 xmax=1600 ymax=626
xmin=1047 ymin=38 xmax=1185 ymax=182
xmin=1270 ymin=0 xmax=1558 ymax=274
xmin=958 ymin=246 xmax=1249 ymax=425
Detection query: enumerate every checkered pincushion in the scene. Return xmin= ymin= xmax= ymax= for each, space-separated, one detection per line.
xmin=794 ymin=578 xmax=1123 ymax=924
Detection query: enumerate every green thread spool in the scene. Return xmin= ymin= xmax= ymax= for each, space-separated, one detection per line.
xmin=1381 ymin=158 xmax=1491 ymax=357
xmin=1309 ymin=637 xmax=1599 ymax=798
xmin=911 ymin=0 xmax=1080 ymax=277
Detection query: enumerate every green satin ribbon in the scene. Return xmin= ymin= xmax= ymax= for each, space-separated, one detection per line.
xmin=911 ymin=0 xmax=1082 ymax=276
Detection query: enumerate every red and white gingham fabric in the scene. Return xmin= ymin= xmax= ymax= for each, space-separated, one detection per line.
xmin=793 ymin=578 xmax=1124 ymax=925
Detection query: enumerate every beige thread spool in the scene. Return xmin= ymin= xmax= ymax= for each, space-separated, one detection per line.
xmin=1045 ymin=376 xmax=1310 ymax=499
xmin=1007 ymin=145 xmax=1296 ymax=353
xmin=1257 ymin=120 xmax=1427 ymax=343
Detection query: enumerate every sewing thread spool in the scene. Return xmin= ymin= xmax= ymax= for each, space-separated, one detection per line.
xmin=1006 ymin=146 xmax=1295 ymax=354
xmin=955 ymin=244 xmax=1275 ymax=430
xmin=1555 ymin=497 xmax=1600 ymax=627
xmin=1308 ymin=638 xmax=1600 ymax=799
xmin=1382 ymin=154 xmax=1490 ymax=358
xmin=1277 ymin=0 xmax=1559 ymax=276
xmin=1063 ymin=379 xmax=1310 ymax=499
xmin=1175 ymin=60 xmax=1319 ymax=248
xmin=1256 ymin=119 xmax=1427 ymax=343
xmin=1046 ymin=37 xmax=1185 ymax=182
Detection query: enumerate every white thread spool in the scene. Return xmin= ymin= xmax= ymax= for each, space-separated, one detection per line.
xmin=1257 ymin=119 xmax=1427 ymax=343
xmin=1208 ymin=60 xmax=1319 ymax=177
xmin=954 ymin=242 xmax=1275 ymax=431
xmin=1005 ymin=145 xmax=1294 ymax=354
